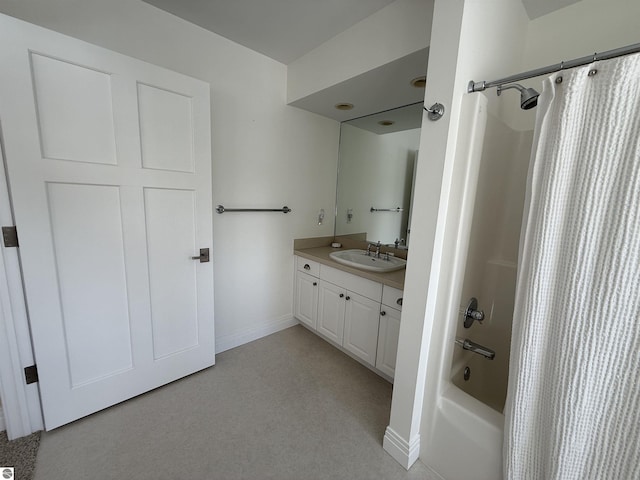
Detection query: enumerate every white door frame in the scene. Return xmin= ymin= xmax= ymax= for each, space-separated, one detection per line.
xmin=0 ymin=142 xmax=43 ymax=439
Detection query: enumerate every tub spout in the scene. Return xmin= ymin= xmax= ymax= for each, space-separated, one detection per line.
xmin=455 ymin=338 xmax=496 ymax=360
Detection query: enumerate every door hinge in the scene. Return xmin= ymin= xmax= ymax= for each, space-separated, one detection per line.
xmin=24 ymin=365 xmax=38 ymax=384
xmin=2 ymin=226 xmax=19 ymax=247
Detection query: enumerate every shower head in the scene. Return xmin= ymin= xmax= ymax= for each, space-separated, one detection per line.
xmin=496 ymin=83 xmax=540 ymax=110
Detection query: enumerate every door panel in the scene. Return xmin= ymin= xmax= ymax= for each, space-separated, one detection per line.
xmin=0 ymin=15 xmax=214 ymax=429
xmin=31 ymin=52 xmax=118 ymax=165
xmin=138 ymin=83 xmax=194 ymax=173
xmin=47 ymin=183 xmax=133 ymax=387
xmin=144 ymin=187 xmax=199 ymax=360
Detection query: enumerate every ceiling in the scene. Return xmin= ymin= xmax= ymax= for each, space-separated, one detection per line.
xmin=141 ymin=0 xmax=582 ymax=121
xmin=289 ymin=48 xmax=429 ymax=122
xmin=142 ymin=0 xmax=396 ymax=64
xmin=142 ymin=0 xmax=583 ymax=66
xmin=522 ymin=0 xmax=582 ymax=20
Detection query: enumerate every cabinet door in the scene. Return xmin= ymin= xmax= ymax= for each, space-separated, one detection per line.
xmin=294 ymin=271 xmax=318 ymax=329
xmin=382 ymin=286 xmax=404 ymax=311
xmin=376 ymin=307 xmax=401 ymax=378
xmin=343 ymin=291 xmax=381 ymax=366
xmin=317 ymin=280 xmax=346 ymax=344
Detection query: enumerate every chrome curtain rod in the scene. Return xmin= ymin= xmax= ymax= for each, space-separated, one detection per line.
xmin=468 ymin=42 xmax=640 ymax=93
xmin=216 ymin=205 xmax=291 ymax=214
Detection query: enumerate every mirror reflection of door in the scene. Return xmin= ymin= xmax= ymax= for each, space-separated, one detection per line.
xmin=335 ymin=102 xmax=422 ymax=248
xmin=406 ymin=149 xmax=418 ymax=246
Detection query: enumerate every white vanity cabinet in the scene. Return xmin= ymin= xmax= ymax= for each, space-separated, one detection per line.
xmin=294 ymin=254 xmax=402 ymax=379
xmin=317 ymin=265 xmax=382 ymax=366
xmin=376 ymin=286 xmax=403 ymax=378
xmin=317 ymin=280 xmax=346 ymax=343
xmin=342 ymin=291 xmax=381 ymax=366
xmin=294 ymin=257 xmax=319 ymax=329
xmin=317 ymin=263 xmax=382 ymax=366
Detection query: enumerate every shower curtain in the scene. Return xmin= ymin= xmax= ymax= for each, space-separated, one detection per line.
xmin=504 ymin=54 xmax=640 ymax=479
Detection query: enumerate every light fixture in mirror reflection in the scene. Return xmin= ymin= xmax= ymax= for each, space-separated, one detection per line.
xmin=334 ymin=102 xmax=423 ymax=248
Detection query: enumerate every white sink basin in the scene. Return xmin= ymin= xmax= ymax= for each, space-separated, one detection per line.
xmin=329 ymin=249 xmax=406 ymax=273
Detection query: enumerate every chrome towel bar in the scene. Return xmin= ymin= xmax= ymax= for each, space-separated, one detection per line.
xmin=370 ymin=207 xmax=403 ymax=213
xmin=216 ymin=205 xmax=291 ymax=214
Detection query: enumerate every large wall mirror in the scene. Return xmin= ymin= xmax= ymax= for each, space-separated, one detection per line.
xmin=334 ymin=102 xmax=423 ymax=248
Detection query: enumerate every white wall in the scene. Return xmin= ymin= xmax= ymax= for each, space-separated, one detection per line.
xmin=287 ymin=0 xmax=433 ymax=103
xmin=0 ymin=0 xmax=340 ymax=353
xmin=524 ymin=0 xmax=640 ymax=73
xmin=381 ymin=0 xmax=467 ymax=468
xmin=412 ymin=1 xmax=529 ymax=476
xmin=380 ymin=0 xmax=530 ymax=474
xmin=336 ymin=125 xmax=420 ymax=243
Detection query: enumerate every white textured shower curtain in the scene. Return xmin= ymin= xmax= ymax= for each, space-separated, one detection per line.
xmin=504 ymin=54 xmax=640 ymax=479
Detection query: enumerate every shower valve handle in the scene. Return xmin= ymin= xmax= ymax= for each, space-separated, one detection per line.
xmin=463 ymin=297 xmax=484 ymax=328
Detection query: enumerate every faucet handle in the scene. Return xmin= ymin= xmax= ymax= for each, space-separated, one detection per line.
xmin=463 ymin=297 xmax=485 ymax=328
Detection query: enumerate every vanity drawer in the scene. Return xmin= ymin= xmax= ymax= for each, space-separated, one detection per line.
xmin=320 ymin=264 xmax=382 ymax=301
xmin=382 ymin=285 xmax=404 ymax=311
xmin=296 ymin=256 xmax=320 ymax=277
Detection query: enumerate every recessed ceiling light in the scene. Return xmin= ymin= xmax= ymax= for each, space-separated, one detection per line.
xmin=334 ymin=103 xmax=354 ymax=111
xmin=410 ymin=76 xmax=426 ymax=88
xmin=378 ymin=120 xmax=395 ymax=126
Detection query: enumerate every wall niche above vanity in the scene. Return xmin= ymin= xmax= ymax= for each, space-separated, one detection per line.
xmin=335 ymin=102 xmax=423 ymax=248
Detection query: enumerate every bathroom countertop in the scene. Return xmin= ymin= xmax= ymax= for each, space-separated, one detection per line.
xmin=294 ymin=246 xmax=405 ymax=290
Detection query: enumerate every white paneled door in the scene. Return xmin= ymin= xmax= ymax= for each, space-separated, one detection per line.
xmin=0 ymin=16 xmax=214 ymax=430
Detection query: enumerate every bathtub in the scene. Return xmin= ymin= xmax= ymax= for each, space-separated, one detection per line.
xmin=426 ymin=383 xmax=505 ymax=479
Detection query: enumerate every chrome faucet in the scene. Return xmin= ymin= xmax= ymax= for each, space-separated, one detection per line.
xmin=455 ymin=338 xmax=496 ymax=360
xmin=367 ymin=241 xmax=382 ymax=257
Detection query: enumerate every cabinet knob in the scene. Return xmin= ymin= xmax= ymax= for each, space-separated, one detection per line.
xmin=304 ymin=264 xmax=310 ymax=270
xmin=380 ymin=311 xmax=386 ymax=316
xmin=397 ymin=298 xmax=403 ymax=306
xmin=313 ymin=282 xmax=317 ymax=286
xmin=339 ymin=293 xmax=344 ymax=298
xmin=345 ymin=296 xmax=350 ymax=301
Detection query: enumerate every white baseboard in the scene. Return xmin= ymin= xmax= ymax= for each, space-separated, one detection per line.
xmin=215 ymin=315 xmax=298 ymax=354
xmin=383 ymin=426 xmax=420 ymax=469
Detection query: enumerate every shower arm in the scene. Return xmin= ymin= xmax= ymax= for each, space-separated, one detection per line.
xmin=496 ymin=84 xmax=521 ymax=96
